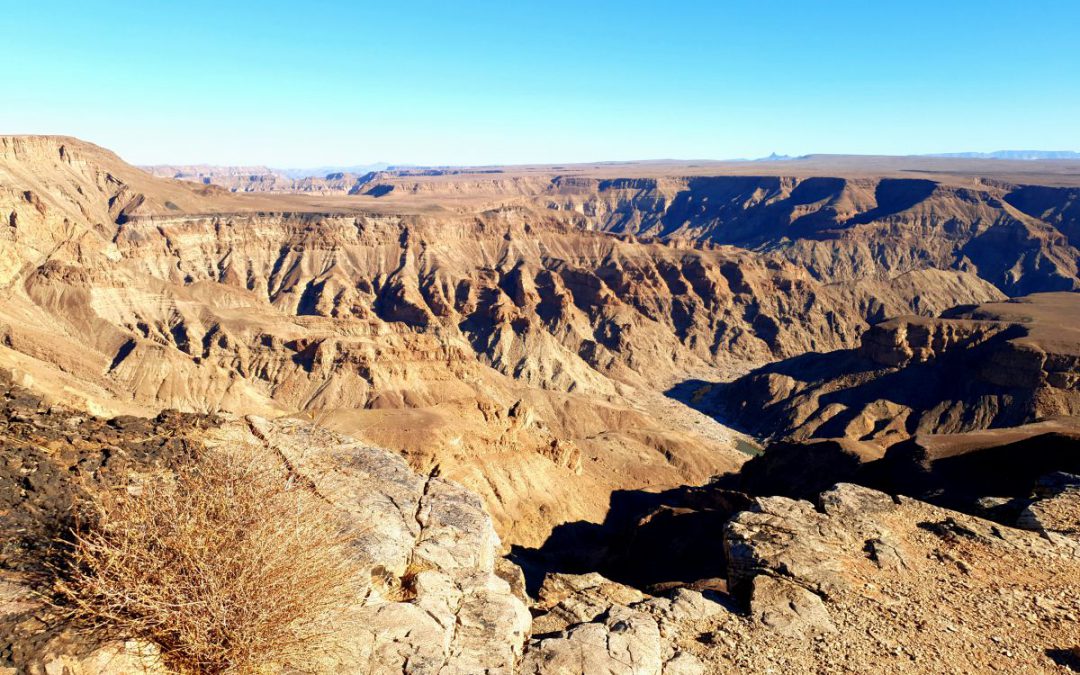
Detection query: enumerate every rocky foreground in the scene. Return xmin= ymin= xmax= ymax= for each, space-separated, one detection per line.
xmin=2 ymin=375 xmax=1078 ymax=674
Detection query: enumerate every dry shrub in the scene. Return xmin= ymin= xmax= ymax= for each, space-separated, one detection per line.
xmin=373 ymin=559 xmax=434 ymax=603
xmin=57 ymin=449 xmax=363 ymax=674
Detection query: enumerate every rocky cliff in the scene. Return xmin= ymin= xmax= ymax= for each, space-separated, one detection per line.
xmin=701 ymin=293 xmax=1080 ymax=445
xmin=163 ymin=159 xmax=1080 ymax=295
xmin=2 ymin=136 xmax=1016 ymax=547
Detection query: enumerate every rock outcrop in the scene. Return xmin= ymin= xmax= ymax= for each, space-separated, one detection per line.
xmin=3 ymin=372 xmax=1079 ymax=673
xmin=518 ymin=481 xmax=1080 ymax=673
xmin=702 ymin=293 xmax=1080 ymax=445
xmin=204 ymin=417 xmax=533 ymax=674
xmin=0 ymin=379 xmax=531 ymax=674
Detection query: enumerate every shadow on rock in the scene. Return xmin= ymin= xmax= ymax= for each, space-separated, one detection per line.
xmin=510 ymin=482 xmax=752 ymax=597
xmin=1046 ymin=647 xmax=1080 ymax=672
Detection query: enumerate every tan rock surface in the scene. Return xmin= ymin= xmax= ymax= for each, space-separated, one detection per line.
xmin=0 ymin=379 xmax=531 ymax=674
xmin=521 ymin=484 xmax=1080 ymax=673
xmin=5 ymin=135 xmax=1031 ymax=547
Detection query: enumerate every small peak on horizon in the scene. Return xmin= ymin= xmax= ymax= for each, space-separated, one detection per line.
xmin=755 ymin=152 xmax=797 ymax=162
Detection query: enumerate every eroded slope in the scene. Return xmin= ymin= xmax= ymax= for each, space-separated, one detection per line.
xmin=1 ymin=136 xmax=1018 ymax=546
xmin=700 ymin=293 xmax=1080 ymax=445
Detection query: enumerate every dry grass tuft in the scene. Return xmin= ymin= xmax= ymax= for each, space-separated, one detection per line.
xmin=56 ymin=449 xmax=364 ymax=674
xmin=372 ymin=559 xmax=435 ymax=603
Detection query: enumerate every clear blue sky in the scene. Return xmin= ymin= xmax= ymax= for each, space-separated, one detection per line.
xmin=3 ymin=1 xmax=1078 ymax=166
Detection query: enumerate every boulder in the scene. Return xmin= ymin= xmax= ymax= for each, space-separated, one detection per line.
xmin=521 ymin=604 xmax=663 ymax=675
xmin=750 ymin=575 xmax=836 ymax=638
xmin=723 ymin=484 xmax=905 ymax=636
xmin=208 ymin=417 xmax=532 ymax=674
xmin=724 ymin=495 xmax=851 ymax=599
xmin=532 ymin=572 xmax=645 ymax=635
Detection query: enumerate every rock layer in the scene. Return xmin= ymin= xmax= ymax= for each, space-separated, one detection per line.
xmin=703 ymin=293 xmax=1080 ymax=445
xmin=3 ymin=136 xmax=1024 ymax=547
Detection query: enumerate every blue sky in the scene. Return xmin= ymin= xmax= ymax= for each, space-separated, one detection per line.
xmin=2 ymin=1 xmax=1078 ymax=166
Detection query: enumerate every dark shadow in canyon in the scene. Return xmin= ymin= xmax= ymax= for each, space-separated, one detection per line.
xmin=649 ymin=176 xmax=941 ymax=245
xmin=877 ymin=431 xmax=1080 ymax=502
xmin=656 ymin=176 xmax=847 ymax=243
xmin=664 ymin=324 xmax=1030 ymax=441
xmin=1004 ymin=185 xmax=1080 ymax=248
xmin=846 ymin=178 xmax=937 ymax=226
xmin=509 ymin=483 xmax=752 ymax=599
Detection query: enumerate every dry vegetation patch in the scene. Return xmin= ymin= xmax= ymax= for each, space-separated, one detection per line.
xmin=56 ymin=449 xmax=364 ymax=674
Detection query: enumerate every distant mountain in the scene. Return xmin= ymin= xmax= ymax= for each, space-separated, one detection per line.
xmin=752 ymin=152 xmax=799 ymax=162
xmin=928 ymin=150 xmax=1080 ymax=160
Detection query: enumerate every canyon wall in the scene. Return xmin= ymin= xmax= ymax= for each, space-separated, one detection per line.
xmin=5 ymin=136 xmax=1080 ymax=546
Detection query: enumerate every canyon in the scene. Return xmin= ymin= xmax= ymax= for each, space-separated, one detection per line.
xmin=2 ymin=135 xmax=1080 ymax=672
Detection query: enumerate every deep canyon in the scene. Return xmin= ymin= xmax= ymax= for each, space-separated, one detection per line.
xmin=3 ymin=136 xmax=1080 ymax=673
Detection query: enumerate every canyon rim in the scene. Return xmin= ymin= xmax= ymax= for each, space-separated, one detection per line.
xmin=3 ymin=1 xmax=1080 ymax=673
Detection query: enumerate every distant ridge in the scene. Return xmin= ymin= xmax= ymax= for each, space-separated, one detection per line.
xmin=928 ymin=150 xmax=1080 ymax=160
xmin=278 ymin=162 xmax=392 ymax=179
xmin=142 ymin=162 xmax=394 ymax=180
